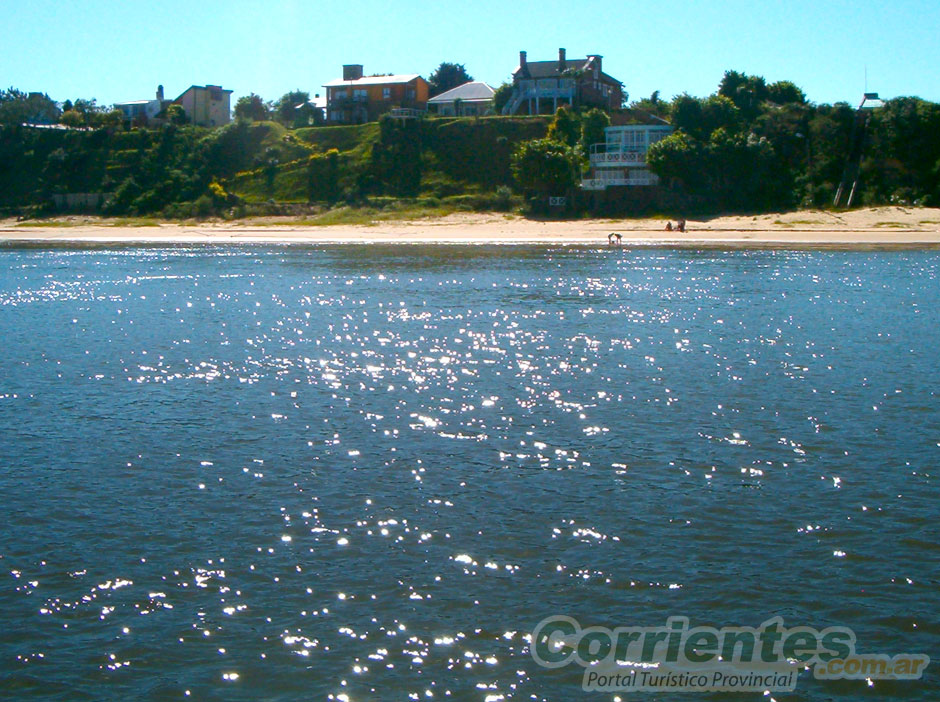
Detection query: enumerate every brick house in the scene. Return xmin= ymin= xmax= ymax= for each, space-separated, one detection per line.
xmin=502 ymin=49 xmax=623 ymax=115
xmin=323 ymin=65 xmax=429 ymax=124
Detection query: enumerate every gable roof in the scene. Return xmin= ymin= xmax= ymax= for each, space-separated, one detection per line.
xmin=323 ymin=74 xmax=423 ymax=88
xmin=428 ymin=81 xmax=495 ymax=104
xmin=514 ymin=57 xmax=622 ymax=86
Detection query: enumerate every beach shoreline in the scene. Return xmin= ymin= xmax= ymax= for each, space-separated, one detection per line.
xmin=2 ymin=206 xmax=939 ymax=247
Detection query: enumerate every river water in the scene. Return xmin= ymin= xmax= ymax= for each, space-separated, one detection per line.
xmin=0 ymin=245 xmax=937 ymax=700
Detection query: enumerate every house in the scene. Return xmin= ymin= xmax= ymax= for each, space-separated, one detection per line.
xmin=427 ymin=82 xmax=496 ymax=116
xmin=323 ymin=65 xmax=429 ymax=123
xmin=290 ymin=94 xmax=327 ymax=127
xmin=304 ymin=94 xmax=328 ymax=124
xmin=502 ymin=49 xmax=623 ymax=115
xmin=581 ymin=123 xmax=673 ymax=190
xmin=175 ymin=85 xmax=232 ymax=127
xmin=115 ymin=85 xmax=169 ymax=126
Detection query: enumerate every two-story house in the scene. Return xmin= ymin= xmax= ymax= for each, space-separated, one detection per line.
xmin=323 ymin=65 xmax=429 ymax=124
xmin=114 ymin=85 xmax=170 ymax=126
xmin=581 ymin=123 xmax=674 ymax=190
xmin=502 ymin=49 xmax=623 ymax=115
xmin=175 ymin=85 xmax=232 ymax=127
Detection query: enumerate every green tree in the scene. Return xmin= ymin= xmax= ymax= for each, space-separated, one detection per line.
xmin=262 ymin=146 xmax=280 ymax=193
xmin=700 ymin=95 xmax=742 ymax=135
xmin=718 ymin=70 xmax=769 ymax=121
xmin=671 ymin=94 xmax=740 ymax=140
xmin=165 ymin=104 xmax=188 ymax=125
xmin=370 ymin=115 xmax=423 ymax=196
xmin=546 ymin=106 xmax=580 ymax=146
xmin=0 ymin=88 xmax=60 ymax=126
xmin=308 ymin=149 xmax=340 ymax=202
xmin=71 ymin=98 xmax=102 ymax=125
xmin=102 ymin=109 xmax=124 ymax=129
xmin=670 ymin=94 xmax=704 ymax=138
xmin=579 ymin=108 xmax=609 ymax=155
xmin=274 ymin=90 xmax=310 ymax=127
xmin=630 ymin=90 xmax=670 ymax=120
xmin=427 ymin=62 xmax=474 ymax=97
xmin=803 ymin=102 xmax=855 ymax=203
xmin=647 ymin=132 xmax=706 ymax=189
xmin=492 ymin=83 xmax=513 ymax=114
xmin=59 ymin=110 xmax=85 ymax=128
xmin=864 ymin=97 xmax=940 ymax=204
xmin=234 ymin=93 xmax=269 ymax=121
xmin=767 ymin=81 xmax=806 ymax=106
xmin=648 ymin=126 xmax=786 ymax=210
xmin=511 ymin=138 xmax=581 ymax=195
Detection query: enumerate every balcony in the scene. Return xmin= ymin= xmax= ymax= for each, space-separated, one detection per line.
xmin=588 ymin=142 xmax=649 ymax=167
xmin=581 ymin=172 xmax=659 ymax=190
xmin=589 ymin=150 xmax=647 ymax=167
xmin=329 ymin=95 xmax=369 ymax=108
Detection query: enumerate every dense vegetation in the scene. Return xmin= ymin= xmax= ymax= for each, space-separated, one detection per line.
xmin=2 ymin=70 xmax=939 ymax=219
xmin=644 ymin=71 xmax=940 ymax=211
xmin=0 ymin=113 xmax=547 ymax=217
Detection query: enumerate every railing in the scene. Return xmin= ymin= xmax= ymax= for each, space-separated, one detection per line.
xmin=581 ymin=174 xmax=659 ymax=190
xmin=501 ymin=86 xmax=577 ymax=115
xmin=589 ymin=150 xmax=647 ymax=166
xmin=502 ymin=93 xmax=525 ymax=115
xmin=389 ymin=108 xmax=426 ymax=119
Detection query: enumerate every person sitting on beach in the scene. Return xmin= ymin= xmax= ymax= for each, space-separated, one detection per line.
xmin=665 ymin=221 xmax=673 ymax=231
xmin=608 ymin=232 xmax=623 ymax=246
xmin=677 ymin=219 xmax=686 ymax=233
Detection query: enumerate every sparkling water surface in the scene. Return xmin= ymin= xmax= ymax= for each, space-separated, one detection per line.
xmin=0 ymin=245 xmax=937 ymax=700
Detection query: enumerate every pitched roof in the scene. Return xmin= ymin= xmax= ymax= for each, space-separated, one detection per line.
xmin=514 ymin=57 xmax=622 ymax=85
xmin=323 ymin=74 xmax=422 ymax=88
xmin=427 ymin=81 xmax=495 ymax=104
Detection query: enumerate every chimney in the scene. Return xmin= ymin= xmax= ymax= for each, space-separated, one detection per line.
xmin=587 ymin=54 xmax=602 ymax=76
xmin=558 ymin=48 xmax=566 ymax=72
xmin=519 ymin=51 xmax=527 ymax=69
xmin=157 ymin=84 xmax=164 ymax=101
xmin=343 ymin=64 xmax=363 ymax=81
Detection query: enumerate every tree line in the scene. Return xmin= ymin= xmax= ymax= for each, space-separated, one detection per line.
xmin=3 ymin=68 xmax=939 ymax=217
xmin=509 ymin=70 xmax=940 ymax=212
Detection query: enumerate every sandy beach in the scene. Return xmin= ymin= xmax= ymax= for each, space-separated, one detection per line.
xmin=2 ymin=206 xmax=940 ymax=247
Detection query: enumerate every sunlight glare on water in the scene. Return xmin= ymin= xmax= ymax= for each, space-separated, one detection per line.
xmin=0 ymin=244 xmax=938 ymax=700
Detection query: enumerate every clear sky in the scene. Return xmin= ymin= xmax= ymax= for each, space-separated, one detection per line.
xmin=4 ymin=0 xmax=938 ymax=108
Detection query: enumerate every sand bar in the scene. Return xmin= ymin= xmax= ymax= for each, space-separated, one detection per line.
xmin=2 ymin=207 xmax=940 ymax=247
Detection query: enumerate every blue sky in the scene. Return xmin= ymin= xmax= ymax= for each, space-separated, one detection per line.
xmin=4 ymin=0 xmax=938 ymax=108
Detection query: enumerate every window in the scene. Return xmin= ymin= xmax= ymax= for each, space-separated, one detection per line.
xmin=383 ymin=87 xmax=391 ymax=100
xmin=353 ymin=89 xmax=367 ymax=99
xmin=406 ymin=89 xmax=416 ymax=100
xmin=626 ymin=131 xmax=645 ymax=150
xmin=333 ymin=89 xmax=347 ymax=100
